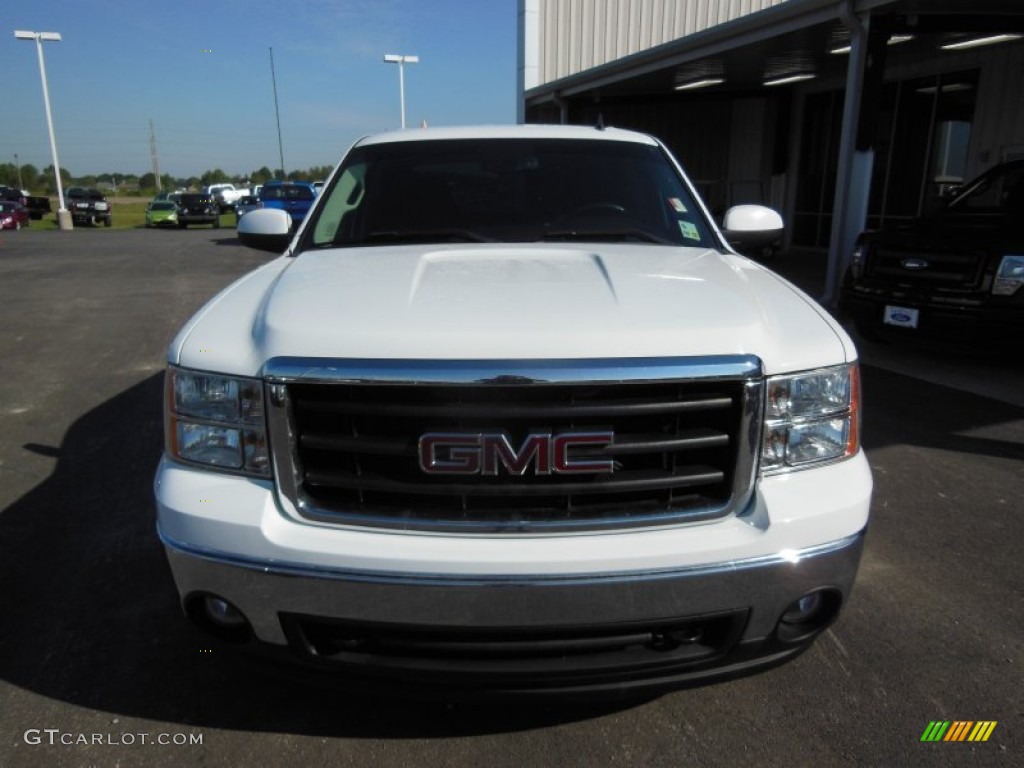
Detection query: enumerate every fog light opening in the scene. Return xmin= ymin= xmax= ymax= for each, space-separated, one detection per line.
xmin=204 ymin=596 xmax=246 ymax=628
xmin=781 ymin=592 xmax=824 ymax=624
xmin=776 ymin=589 xmax=841 ymax=643
xmin=187 ymin=593 xmax=253 ymax=642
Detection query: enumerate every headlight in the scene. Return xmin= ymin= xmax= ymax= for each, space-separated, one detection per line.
xmin=165 ymin=367 xmax=270 ymax=476
xmin=761 ymin=364 xmax=860 ymax=474
xmin=992 ymin=254 xmax=1024 ymax=296
xmin=849 ymin=243 xmax=867 ymax=280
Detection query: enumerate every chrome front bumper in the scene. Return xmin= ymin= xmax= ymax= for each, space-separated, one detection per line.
xmin=160 ymin=528 xmax=866 ymax=695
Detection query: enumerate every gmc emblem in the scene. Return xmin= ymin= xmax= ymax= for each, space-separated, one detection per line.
xmin=418 ymin=431 xmax=615 ymax=475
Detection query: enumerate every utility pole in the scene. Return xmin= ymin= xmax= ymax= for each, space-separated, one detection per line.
xmin=149 ymin=119 xmax=161 ymax=192
xmin=14 ymin=154 xmax=23 ymax=189
xmin=269 ymin=47 xmax=285 ymax=178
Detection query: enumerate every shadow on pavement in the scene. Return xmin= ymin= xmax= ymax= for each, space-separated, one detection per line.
xmin=211 ymin=236 xmax=245 ymax=247
xmin=0 ymin=374 xmax=635 ymax=737
xmin=860 ymin=365 xmax=1024 ymax=460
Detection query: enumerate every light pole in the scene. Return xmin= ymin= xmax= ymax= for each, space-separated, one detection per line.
xmin=14 ymin=154 xmax=23 ymax=190
xmin=14 ymin=30 xmax=71 ymax=229
xmin=269 ymin=47 xmax=285 ymax=178
xmin=383 ymin=54 xmax=419 ymax=129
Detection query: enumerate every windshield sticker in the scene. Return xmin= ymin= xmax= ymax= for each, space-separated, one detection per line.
xmin=678 ymin=221 xmax=700 ymax=240
xmin=667 ymin=197 xmax=687 ymax=213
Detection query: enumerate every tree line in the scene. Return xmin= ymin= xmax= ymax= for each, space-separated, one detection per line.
xmin=0 ymin=163 xmax=335 ymax=196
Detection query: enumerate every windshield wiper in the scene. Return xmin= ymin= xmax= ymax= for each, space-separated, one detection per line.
xmin=539 ymin=228 xmax=676 ymax=245
xmin=357 ymin=229 xmax=494 ymax=244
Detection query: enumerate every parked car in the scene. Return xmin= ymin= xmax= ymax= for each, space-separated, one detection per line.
xmin=0 ymin=200 xmax=31 ymax=230
xmin=840 ymin=158 xmax=1024 ymax=346
xmin=258 ymin=180 xmax=316 ymax=225
xmin=234 ymin=195 xmax=261 ymax=225
xmin=145 ymin=200 xmax=179 ymax=228
xmin=66 ymin=187 xmax=112 ymax=227
xmin=176 ymin=193 xmax=221 ymax=228
xmin=154 ymin=189 xmax=184 ymax=204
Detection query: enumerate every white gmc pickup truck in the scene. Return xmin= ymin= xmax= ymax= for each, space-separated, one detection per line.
xmin=155 ymin=124 xmax=872 ymax=697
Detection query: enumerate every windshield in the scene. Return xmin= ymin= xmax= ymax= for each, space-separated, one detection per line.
xmin=262 ymin=184 xmax=314 ymax=201
xmin=948 ymin=162 xmax=1024 ymax=214
xmin=306 ymin=138 xmax=715 ymax=248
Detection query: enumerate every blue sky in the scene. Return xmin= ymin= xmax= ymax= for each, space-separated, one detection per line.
xmin=4 ymin=0 xmax=519 ymax=180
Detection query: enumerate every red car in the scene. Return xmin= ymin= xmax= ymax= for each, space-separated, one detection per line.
xmin=0 ymin=200 xmax=31 ymax=230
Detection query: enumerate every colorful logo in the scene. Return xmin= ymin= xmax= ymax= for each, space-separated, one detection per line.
xmin=921 ymin=721 xmax=997 ymax=743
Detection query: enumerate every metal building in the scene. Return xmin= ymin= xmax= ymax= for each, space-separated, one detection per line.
xmin=518 ymin=0 xmax=1024 ymax=304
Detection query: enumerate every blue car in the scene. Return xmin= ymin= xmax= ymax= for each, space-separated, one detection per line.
xmin=258 ymin=181 xmax=316 ymax=226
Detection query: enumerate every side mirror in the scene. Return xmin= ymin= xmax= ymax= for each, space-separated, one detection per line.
xmin=721 ymin=204 xmax=784 ymax=254
xmin=237 ymin=208 xmax=293 ymax=253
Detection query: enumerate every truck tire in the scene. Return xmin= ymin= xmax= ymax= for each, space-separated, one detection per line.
xmin=213 ymin=216 xmax=221 ymax=229
xmin=104 ymin=217 xmax=112 ymax=227
xmin=179 ymin=222 xmax=187 ymax=229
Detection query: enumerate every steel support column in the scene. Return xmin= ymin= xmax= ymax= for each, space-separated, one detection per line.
xmin=822 ymin=3 xmax=874 ymax=309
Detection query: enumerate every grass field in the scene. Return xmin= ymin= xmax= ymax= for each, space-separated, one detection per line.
xmin=25 ymin=197 xmax=234 ymax=231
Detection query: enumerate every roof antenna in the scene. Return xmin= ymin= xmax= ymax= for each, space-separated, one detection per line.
xmin=596 ymin=113 xmax=606 ymax=131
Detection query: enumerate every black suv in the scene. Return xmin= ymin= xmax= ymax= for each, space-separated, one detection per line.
xmin=840 ymin=159 xmax=1024 ymax=346
xmin=176 ymin=193 xmax=221 ymax=228
xmin=66 ymin=187 xmax=112 ymax=227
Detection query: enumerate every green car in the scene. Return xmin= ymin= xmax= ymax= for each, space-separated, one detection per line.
xmin=145 ymin=200 xmax=179 ymax=228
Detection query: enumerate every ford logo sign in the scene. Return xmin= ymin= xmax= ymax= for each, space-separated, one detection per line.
xmin=891 ymin=311 xmax=913 ymax=323
xmin=901 ymin=258 xmax=930 ymax=270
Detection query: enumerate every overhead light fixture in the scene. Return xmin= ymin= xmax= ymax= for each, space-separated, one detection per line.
xmin=673 ymin=61 xmax=725 ymax=92
xmin=383 ymin=53 xmax=419 ymax=129
xmin=940 ymin=34 xmax=1022 ymax=51
xmin=916 ymin=82 xmax=975 ymax=95
xmin=674 ymin=77 xmax=725 ymax=91
xmin=764 ymin=73 xmax=816 ymax=87
xmin=831 ymin=33 xmax=915 ymax=55
xmin=15 ymin=30 xmax=61 ymax=41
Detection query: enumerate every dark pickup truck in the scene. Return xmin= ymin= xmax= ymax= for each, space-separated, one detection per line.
xmin=840 ymin=159 xmax=1024 ymax=347
xmin=26 ymin=196 xmax=52 ymax=220
xmin=0 ymin=187 xmax=53 ymax=220
xmin=66 ymin=187 xmax=113 ymax=227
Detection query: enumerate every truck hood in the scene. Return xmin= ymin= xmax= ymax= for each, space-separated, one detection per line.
xmin=173 ymin=244 xmax=852 ymax=376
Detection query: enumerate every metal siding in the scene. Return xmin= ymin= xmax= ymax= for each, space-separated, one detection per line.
xmin=580 ymin=0 xmax=595 ymax=72
xmin=535 ymin=0 xmax=791 ymax=85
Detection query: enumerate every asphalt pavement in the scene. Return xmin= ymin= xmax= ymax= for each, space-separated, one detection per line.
xmin=0 ymin=228 xmax=1020 ymax=767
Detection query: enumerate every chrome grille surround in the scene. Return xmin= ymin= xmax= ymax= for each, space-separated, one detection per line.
xmin=265 ymin=356 xmax=763 ymax=534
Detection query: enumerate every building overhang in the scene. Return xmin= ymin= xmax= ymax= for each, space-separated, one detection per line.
xmin=524 ymin=0 xmax=1024 ymax=107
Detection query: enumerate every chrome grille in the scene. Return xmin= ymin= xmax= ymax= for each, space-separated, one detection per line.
xmin=869 ymin=246 xmax=986 ymax=288
xmin=266 ymin=357 xmax=761 ymax=533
